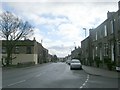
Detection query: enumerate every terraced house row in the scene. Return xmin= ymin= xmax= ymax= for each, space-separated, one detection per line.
xmin=81 ymin=1 xmax=120 ymax=69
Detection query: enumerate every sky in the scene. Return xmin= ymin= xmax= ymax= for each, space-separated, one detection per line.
xmin=0 ymin=0 xmax=119 ymax=57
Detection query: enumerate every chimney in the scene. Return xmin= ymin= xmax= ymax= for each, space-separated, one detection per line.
xmin=33 ymin=37 xmax=36 ymax=41
xmin=118 ymin=1 xmax=120 ymax=10
xmin=107 ymin=11 xmax=115 ymax=18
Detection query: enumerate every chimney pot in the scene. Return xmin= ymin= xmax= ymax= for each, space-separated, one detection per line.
xmin=33 ymin=37 xmax=36 ymax=41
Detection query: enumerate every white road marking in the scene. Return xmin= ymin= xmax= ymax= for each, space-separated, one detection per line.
xmin=7 ymin=80 xmax=26 ymax=86
xmin=86 ymin=78 xmax=89 ymax=81
xmin=79 ymin=74 xmax=89 ymax=89
xmin=83 ymin=83 xmax=86 ymax=86
xmin=7 ymin=71 xmax=46 ymax=87
xmin=87 ymin=75 xmax=89 ymax=79
xmin=80 ymin=86 xmax=83 ymax=88
xmin=35 ymin=74 xmax=42 ymax=77
xmin=35 ymin=72 xmax=46 ymax=77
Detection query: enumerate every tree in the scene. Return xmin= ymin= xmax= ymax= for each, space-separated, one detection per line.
xmin=0 ymin=11 xmax=33 ymax=66
xmin=52 ymin=55 xmax=58 ymax=62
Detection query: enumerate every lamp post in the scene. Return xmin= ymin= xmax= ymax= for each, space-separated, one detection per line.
xmin=83 ymin=28 xmax=87 ymax=38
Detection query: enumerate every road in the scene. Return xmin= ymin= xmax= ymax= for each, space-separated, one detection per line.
xmin=2 ymin=62 xmax=118 ymax=88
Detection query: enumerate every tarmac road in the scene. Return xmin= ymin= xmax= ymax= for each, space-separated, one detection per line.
xmin=2 ymin=62 xmax=119 ymax=88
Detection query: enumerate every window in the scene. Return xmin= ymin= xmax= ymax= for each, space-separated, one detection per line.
xmin=2 ymin=47 xmax=6 ymax=54
xmin=104 ymin=25 xmax=107 ymax=36
xmin=100 ymin=48 xmax=102 ymax=60
xmin=114 ymin=19 xmax=115 ymax=22
xmin=14 ymin=46 xmax=19 ymax=54
xmin=100 ymin=30 xmax=102 ymax=38
xmin=96 ymin=31 xmax=97 ymax=40
xmin=104 ymin=43 xmax=108 ymax=56
xmin=93 ymin=49 xmax=94 ymax=60
xmin=118 ymin=42 xmax=120 ymax=56
xmin=26 ymin=46 xmax=31 ymax=54
xmin=92 ymin=34 xmax=95 ymax=41
xmin=111 ymin=43 xmax=114 ymax=61
xmin=119 ymin=16 xmax=120 ymax=22
xmin=96 ymin=46 xmax=98 ymax=56
xmin=0 ymin=47 xmax=2 ymax=54
xmin=111 ymin=20 xmax=114 ymax=34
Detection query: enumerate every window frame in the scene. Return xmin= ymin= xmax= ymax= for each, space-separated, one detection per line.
xmin=104 ymin=43 xmax=109 ymax=56
xmin=26 ymin=46 xmax=32 ymax=54
xmin=14 ymin=46 xmax=19 ymax=54
xmin=104 ymin=25 xmax=107 ymax=37
xmin=2 ymin=47 xmax=6 ymax=54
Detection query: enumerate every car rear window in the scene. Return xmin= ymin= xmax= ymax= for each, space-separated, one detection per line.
xmin=71 ymin=60 xmax=80 ymax=63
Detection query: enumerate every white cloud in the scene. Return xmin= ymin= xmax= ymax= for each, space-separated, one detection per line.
xmin=1 ymin=1 xmax=119 ymax=57
xmin=28 ymin=28 xmax=44 ymax=43
xmin=48 ymin=45 xmax=74 ymax=57
xmin=1 ymin=0 xmax=120 ymax=2
xmin=0 ymin=2 xmax=3 ymax=14
xmin=57 ymin=24 xmax=82 ymax=41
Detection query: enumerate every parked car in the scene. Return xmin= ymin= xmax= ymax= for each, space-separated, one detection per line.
xmin=70 ymin=59 xmax=82 ymax=70
xmin=116 ymin=66 xmax=120 ymax=72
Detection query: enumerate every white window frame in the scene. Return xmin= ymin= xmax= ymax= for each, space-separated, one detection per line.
xmin=96 ymin=31 xmax=97 ymax=40
xmin=104 ymin=43 xmax=108 ymax=56
xmin=111 ymin=43 xmax=114 ymax=61
xmin=96 ymin=46 xmax=98 ymax=56
xmin=111 ymin=20 xmax=114 ymax=34
xmin=104 ymin=25 xmax=107 ymax=36
xmin=100 ymin=48 xmax=102 ymax=60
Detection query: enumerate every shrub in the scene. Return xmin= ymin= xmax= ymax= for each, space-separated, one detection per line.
xmin=104 ymin=56 xmax=115 ymax=70
xmin=94 ymin=56 xmax=101 ymax=68
xmin=88 ymin=57 xmax=94 ymax=66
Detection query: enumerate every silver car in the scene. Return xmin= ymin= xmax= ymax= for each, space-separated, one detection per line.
xmin=70 ymin=59 xmax=82 ymax=70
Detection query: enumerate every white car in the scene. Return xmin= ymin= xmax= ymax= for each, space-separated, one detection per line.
xmin=70 ymin=59 xmax=82 ymax=70
xmin=116 ymin=66 xmax=120 ymax=72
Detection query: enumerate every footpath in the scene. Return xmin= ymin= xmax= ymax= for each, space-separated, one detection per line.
xmin=82 ymin=65 xmax=120 ymax=78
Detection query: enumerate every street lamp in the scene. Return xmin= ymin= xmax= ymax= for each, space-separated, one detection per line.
xmin=83 ymin=28 xmax=87 ymax=38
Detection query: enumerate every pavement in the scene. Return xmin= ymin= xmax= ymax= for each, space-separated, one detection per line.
xmin=82 ymin=65 xmax=120 ymax=78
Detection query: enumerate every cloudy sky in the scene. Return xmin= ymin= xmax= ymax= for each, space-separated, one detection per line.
xmin=0 ymin=0 xmax=119 ymax=57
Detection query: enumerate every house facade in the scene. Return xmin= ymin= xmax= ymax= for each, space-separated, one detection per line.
xmin=81 ymin=36 xmax=90 ymax=65
xmin=81 ymin=1 xmax=120 ymax=67
xmin=71 ymin=47 xmax=81 ymax=60
xmin=0 ymin=38 xmax=49 ymax=65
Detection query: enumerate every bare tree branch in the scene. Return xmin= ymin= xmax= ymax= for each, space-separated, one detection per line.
xmin=0 ymin=11 xmax=33 ymax=66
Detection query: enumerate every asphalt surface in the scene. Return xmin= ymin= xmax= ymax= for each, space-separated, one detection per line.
xmin=2 ymin=62 xmax=119 ymax=88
